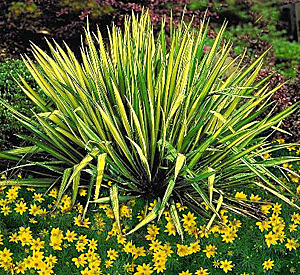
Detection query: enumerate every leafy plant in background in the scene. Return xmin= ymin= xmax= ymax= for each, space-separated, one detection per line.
xmin=1 ymin=11 xmax=300 ymax=239
xmin=58 ymin=0 xmax=114 ymax=19
xmin=8 ymin=1 xmax=41 ymax=18
xmin=0 ymin=59 xmax=40 ymax=150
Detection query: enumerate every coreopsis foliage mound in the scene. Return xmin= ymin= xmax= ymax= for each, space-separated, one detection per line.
xmin=1 ymin=11 xmax=300 ymax=238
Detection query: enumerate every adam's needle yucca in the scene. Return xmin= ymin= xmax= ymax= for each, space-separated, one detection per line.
xmin=1 ymin=11 xmax=299 ymax=240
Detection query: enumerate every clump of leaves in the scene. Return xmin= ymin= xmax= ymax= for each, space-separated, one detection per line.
xmin=0 ymin=59 xmax=41 ymax=150
xmin=1 ymin=11 xmax=300 ymax=239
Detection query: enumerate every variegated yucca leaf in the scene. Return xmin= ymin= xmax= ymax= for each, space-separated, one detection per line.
xmin=170 ymin=201 xmax=184 ymax=242
xmin=124 ymin=198 xmax=161 ymax=236
xmin=0 ymin=10 xmax=299 ymax=238
xmin=110 ymin=184 xmax=121 ymax=233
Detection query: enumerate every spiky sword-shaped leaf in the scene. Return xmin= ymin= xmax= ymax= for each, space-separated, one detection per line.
xmin=124 ymin=198 xmax=161 ymax=236
xmin=169 ymin=200 xmax=184 ymax=242
xmin=110 ymin=184 xmax=121 ymax=233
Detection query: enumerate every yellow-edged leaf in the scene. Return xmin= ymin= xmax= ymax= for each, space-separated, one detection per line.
xmin=94 ymin=153 xmax=106 ymax=201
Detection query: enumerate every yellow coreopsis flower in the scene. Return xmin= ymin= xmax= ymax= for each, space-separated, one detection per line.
xmin=262 ymin=259 xmax=274 ymax=270
xmin=276 ymin=139 xmax=285 ymax=144
xmin=289 ymin=223 xmax=298 ymax=232
xmin=189 ymin=240 xmax=201 ymax=253
xmin=250 ymin=194 xmax=261 ymax=201
xmin=272 ymin=223 xmax=285 ymax=235
xmin=149 ymin=240 xmax=163 ymax=252
xmin=15 ymin=201 xmax=28 ymax=215
xmin=137 ymin=210 xmax=145 ymax=221
xmin=183 ymin=223 xmax=197 ymax=235
xmin=277 ymin=231 xmax=286 ymax=243
xmin=148 ymin=200 xmax=157 ymax=211
xmin=176 ymin=202 xmax=187 ymax=211
xmin=261 ymin=204 xmax=272 ymax=214
xmin=9 ymin=233 xmax=18 ymax=243
xmin=0 ymin=199 xmax=8 ymax=207
xmin=29 ymin=203 xmax=41 ymax=216
xmin=291 ymin=212 xmax=300 ymax=224
xmin=285 ymin=238 xmax=299 ymax=251
xmin=272 ymin=202 xmax=282 ymax=214
xmin=179 ymin=271 xmax=192 ymax=275
xmin=31 ymin=250 xmax=44 ymax=267
xmin=195 ymin=267 xmax=209 ymax=275
xmin=0 ymin=248 xmax=13 ymax=263
xmin=147 ymin=224 xmax=160 ymax=235
xmin=88 ymin=238 xmax=98 ymax=251
xmin=135 ymin=263 xmax=153 ymax=275
xmin=152 ymin=249 xmax=167 ymax=262
xmin=220 ymin=260 xmax=234 ymax=273
xmin=153 ymin=261 xmax=166 ymax=273
xmin=235 ymin=192 xmax=247 ymax=200
xmin=269 ymin=213 xmax=281 ymax=226
xmin=33 ymin=193 xmax=44 ymax=203
xmin=6 ymin=188 xmax=18 ymax=202
xmin=74 ymin=215 xmax=91 ymax=228
xmin=181 ymin=212 xmax=197 ymax=226
xmin=72 ymin=255 xmax=87 ymax=268
xmin=222 ymin=228 xmax=237 ymax=244
xmin=164 ymin=221 xmax=176 ymax=236
xmin=105 ymin=260 xmax=114 ymax=268
xmin=18 ymin=232 xmax=33 ymax=246
xmin=123 ymin=241 xmax=135 ymax=254
xmin=177 ymin=244 xmax=191 ymax=257
xmin=1 ymin=205 xmax=11 ymax=216
xmin=65 ymin=230 xmax=77 ymax=242
xmin=229 ymin=218 xmax=242 ymax=230
xmin=88 ymin=260 xmax=101 ymax=272
xmin=51 ymin=228 xmax=63 ymax=239
xmin=107 ymin=248 xmax=118 ymax=260
xmin=79 ymin=188 xmax=87 ymax=196
xmin=30 ymin=237 xmax=45 ymax=251
xmin=45 ymin=255 xmax=58 ymax=267
xmin=162 ymin=243 xmax=173 ymax=257
xmin=78 ymin=235 xmax=88 ymax=245
xmin=117 ymin=234 xmax=126 ymax=245
xmin=120 ymin=204 xmax=132 ymax=218
xmin=132 ymin=246 xmax=146 ymax=259
xmin=49 ymin=228 xmax=63 ymax=251
xmin=19 ymin=226 xmax=32 ymax=235
xmin=48 ymin=188 xmax=58 ymax=198
xmin=265 ymin=231 xmax=278 ymax=247
xmin=50 ymin=237 xmax=63 ymax=251
xmin=105 ymin=207 xmax=114 ymax=219
xmin=291 ymin=175 xmax=299 ymax=183
xmin=263 ymin=153 xmax=270 ymax=159
xmin=256 ymin=220 xmax=271 ymax=232
xmin=15 ymin=261 xmax=26 ymax=274
xmin=203 ymin=244 xmax=217 ymax=258
xmin=146 ymin=225 xmax=159 ymax=240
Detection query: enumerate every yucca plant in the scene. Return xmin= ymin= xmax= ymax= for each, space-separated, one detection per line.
xmin=1 ymin=11 xmax=300 ymax=239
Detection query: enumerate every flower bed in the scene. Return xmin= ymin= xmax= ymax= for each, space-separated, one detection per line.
xmin=0 ymin=158 xmax=299 ymax=275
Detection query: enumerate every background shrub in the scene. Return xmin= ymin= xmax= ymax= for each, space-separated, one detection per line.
xmin=0 ymin=59 xmax=40 ymax=150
